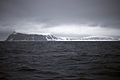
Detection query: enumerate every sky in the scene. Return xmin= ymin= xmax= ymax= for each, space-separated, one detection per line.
xmin=0 ymin=0 xmax=120 ymax=40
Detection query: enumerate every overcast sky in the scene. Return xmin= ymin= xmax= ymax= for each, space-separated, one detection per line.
xmin=0 ymin=0 xmax=120 ymax=40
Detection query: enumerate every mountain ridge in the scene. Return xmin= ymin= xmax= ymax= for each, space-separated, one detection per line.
xmin=6 ymin=32 xmax=62 ymax=41
xmin=6 ymin=32 xmax=120 ymax=41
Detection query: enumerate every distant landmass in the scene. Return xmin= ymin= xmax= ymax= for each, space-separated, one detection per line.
xmin=6 ymin=32 xmax=63 ymax=41
xmin=6 ymin=32 xmax=120 ymax=41
xmin=70 ymin=36 xmax=120 ymax=41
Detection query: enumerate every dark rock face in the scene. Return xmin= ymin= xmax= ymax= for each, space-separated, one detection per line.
xmin=6 ymin=32 xmax=58 ymax=41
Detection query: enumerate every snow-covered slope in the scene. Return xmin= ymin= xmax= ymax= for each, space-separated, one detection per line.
xmin=6 ymin=32 xmax=120 ymax=41
xmin=6 ymin=32 xmax=61 ymax=41
xmin=80 ymin=36 xmax=114 ymax=41
xmin=70 ymin=36 xmax=120 ymax=41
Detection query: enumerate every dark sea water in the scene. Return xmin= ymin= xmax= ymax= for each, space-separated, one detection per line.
xmin=0 ymin=41 xmax=120 ymax=80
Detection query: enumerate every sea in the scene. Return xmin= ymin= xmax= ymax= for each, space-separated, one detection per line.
xmin=0 ymin=41 xmax=120 ymax=80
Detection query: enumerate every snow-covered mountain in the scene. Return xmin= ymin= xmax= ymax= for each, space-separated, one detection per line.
xmin=6 ymin=32 xmax=120 ymax=41
xmin=69 ymin=36 xmax=120 ymax=41
xmin=79 ymin=36 xmax=115 ymax=41
xmin=6 ymin=32 xmax=62 ymax=41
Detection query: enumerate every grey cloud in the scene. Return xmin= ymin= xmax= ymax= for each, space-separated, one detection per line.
xmin=0 ymin=0 xmax=120 ymax=40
